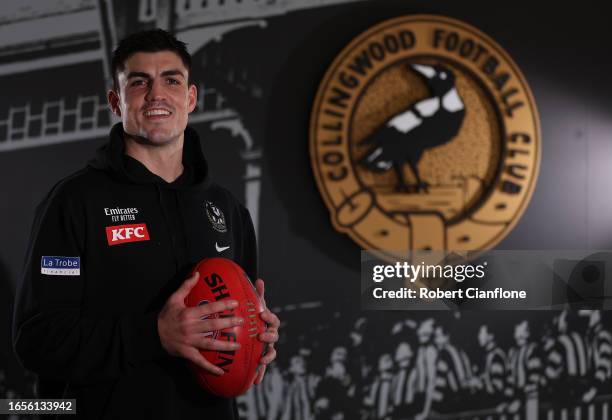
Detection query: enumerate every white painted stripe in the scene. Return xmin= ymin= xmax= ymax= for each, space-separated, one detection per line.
xmin=415 ymin=97 xmax=440 ymax=117
xmin=0 ymin=50 xmax=102 ymax=77
xmin=366 ymin=147 xmax=383 ymax=162
xmin=559 ymin=335 xmax=577 ymax=375
xmin=388 ymin=110 xmax=421 ymax=133
xmin=412 ymin=64 xmax=436 ymax=79
xmin=442 ymin=88 xmax=465 ymax=112
xmin=298 ymin=302 xmax=323 ymax=309
xmin=0 ymin=109 xmax=236 ymax=152
xmin=572 ymin=333 xmax=588 ymax=375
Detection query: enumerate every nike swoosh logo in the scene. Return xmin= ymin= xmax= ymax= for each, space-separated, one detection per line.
xmin=215 ymin=242 xmax=230 ymax=252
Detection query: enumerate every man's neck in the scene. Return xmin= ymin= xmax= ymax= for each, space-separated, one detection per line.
xmin=124 ymin=133 xmax=184 ymax=183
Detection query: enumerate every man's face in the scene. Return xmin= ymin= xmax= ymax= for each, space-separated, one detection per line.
xmin=434 ymin=327 xmax=447 ymax=347
xmin=417 ymin=324 xmax=433 ymax=343
xmin=514 ymin=322 xmax=529 ymax=345
xmin=108 ymin=51 xmax=197 ymax=145
xmin=289 ymin=356 xmax=306 ymax=375
xmin=478 ymin=326 xmax=489 ymax=347
xmin=378 ymin=354 xmax=393 ymax=372
xmin=327 ymin=361 xmax=346 ymax=379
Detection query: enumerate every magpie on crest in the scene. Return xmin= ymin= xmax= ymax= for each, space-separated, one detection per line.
xmin=359 ymin=63 xmax=466 ymax=193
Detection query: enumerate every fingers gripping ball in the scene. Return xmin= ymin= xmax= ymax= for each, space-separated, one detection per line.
xmin=185 ymin=257 xmax=267 ymax=397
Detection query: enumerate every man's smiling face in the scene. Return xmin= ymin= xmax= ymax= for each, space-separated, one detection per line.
xmin=109 ymin=51 xmax=197 ymax=145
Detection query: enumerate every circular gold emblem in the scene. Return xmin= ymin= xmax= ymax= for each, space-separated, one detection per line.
xmin=309 ymin=15 xmax=540 ymax=258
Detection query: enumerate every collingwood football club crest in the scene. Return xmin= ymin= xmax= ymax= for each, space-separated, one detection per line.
xmin=309 ymin=15 xmax=540 ymax=259
xmin=205 ymin=201 xmax=227 ymax=233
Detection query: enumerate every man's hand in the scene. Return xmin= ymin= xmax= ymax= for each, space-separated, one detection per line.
xmin=254 ymin=278 xmax=280 ymax=384
xmin=158 ymin=272 xmax=244 ymax=375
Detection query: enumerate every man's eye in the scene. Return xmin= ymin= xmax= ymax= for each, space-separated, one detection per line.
xmin=167 ymin=78 xmax=180 ymax=85
xmin=131 ymin=80 xmax=145 ymax=87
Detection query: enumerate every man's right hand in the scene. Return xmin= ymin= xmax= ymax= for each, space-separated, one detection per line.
xmin=157 ymin=272 xmax=244 ymax=375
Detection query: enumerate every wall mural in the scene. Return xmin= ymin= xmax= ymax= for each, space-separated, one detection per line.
xmin=236 ymin=309 xmax=611 ymax=420
xmin=0 ymin=0 xmax=363 ymax=233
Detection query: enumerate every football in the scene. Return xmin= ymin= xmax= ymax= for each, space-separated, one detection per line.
xmin=185 ymin=257 xmax=266 ymax=397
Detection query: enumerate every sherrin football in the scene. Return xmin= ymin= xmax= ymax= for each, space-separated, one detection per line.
xmin=185 ymin=257 xmax=266 ymax=397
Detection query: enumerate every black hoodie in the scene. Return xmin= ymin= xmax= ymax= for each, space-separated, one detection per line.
xmin=13 ymin=123 xmax=257 ymax=419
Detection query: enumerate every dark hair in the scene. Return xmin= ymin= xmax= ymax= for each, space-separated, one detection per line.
xmin=111 ymin=29 xmax=192 ymax=89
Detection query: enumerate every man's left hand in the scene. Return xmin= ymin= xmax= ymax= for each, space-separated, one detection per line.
xmin=254 ymin=278 xmax=280 ymax=384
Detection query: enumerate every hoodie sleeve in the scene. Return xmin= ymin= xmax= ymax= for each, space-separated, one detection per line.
xmin=237 ymin=205 xmax=258 ymax=282
xmin=12 ymin=185 xmax=166 ymax=385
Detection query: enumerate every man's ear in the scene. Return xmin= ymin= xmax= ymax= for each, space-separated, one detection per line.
xmin=187 ymin=83 xmax=198 ymax=113
xmin=107 ymin=89 xmax=121 ymax=117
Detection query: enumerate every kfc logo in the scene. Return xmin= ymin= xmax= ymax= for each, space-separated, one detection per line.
xmin=106 ymin=223 xmax=150 ymax=246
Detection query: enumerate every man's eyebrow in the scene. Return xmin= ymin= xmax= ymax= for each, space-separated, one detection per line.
xmin=126 ymin=71 xmax=151 ymax=79
xmin=160 ymin=69 xmax=186 ymax=78
xmin=125 ymin=70 xmax=186 ymax=79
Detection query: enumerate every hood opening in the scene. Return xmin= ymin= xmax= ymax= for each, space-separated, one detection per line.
xmin=88 ymin=123 xmax=211 ymax=190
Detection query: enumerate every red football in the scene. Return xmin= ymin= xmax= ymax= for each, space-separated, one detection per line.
xmin=185 ymin=257 xmax=266 ymax=397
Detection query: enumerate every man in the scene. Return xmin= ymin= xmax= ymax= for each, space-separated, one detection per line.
xmin=281 ymin=354 xmax=312 ymax=420
xmin=507 ymin=321 xmax=541 ymax=395
xmin=543 ymin=310 xmax=590 ymax=404
xmin=314 ymin=347 xmax=352 ymax=420
xmin=410 ymin=318 xmax=438 ymax=420
xmin=579 ymin=310 xmax=612 ymax=389
xmin=430 ymin=325 xmax=472 ymax=414
xmin=389 ymin=341 xmax=417 ymax=418
xmin=469 ymin=324 xmax=508 ymax=410
xmin=12 ymin=29 xmax=280 ymax=419
xmin=364 ymin=353 xmax=394 ymax=420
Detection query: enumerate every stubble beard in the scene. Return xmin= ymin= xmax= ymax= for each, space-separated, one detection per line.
xmin=140 ymin=126 xmax=180 ymax=146
xmin=127 ymin=123 xmax=182 ymax=147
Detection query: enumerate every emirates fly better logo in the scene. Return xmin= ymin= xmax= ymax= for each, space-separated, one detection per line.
xmin=309 ymin=15 xmax=540 ymax=259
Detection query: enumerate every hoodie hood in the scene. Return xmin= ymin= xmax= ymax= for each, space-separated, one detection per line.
xmin=88 ymin=123 xmax=211 ymax=190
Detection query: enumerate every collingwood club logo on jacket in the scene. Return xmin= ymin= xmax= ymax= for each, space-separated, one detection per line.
xmin=309 ymin=15 xmax=540 ymax=259
xmin=205 ymin=201 xmax=227 ymax=233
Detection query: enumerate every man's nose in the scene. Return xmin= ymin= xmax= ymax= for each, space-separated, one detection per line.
xmin=145 ymin=78 xmax=166 ymax=101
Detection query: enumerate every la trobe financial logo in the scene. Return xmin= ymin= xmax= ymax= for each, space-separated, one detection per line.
xmin=310 ymin=15 xmax=540 ymax=259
